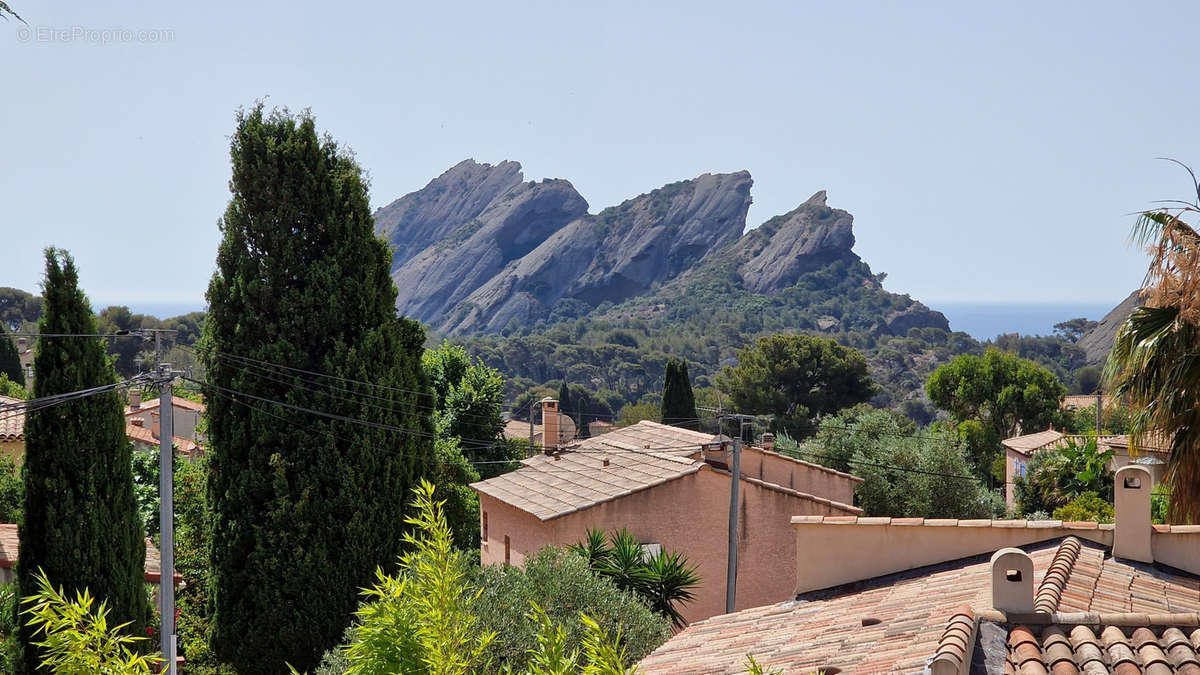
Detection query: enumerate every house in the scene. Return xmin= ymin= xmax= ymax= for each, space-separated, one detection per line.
xmin=588 ymin=420 xmax=615 ymax=436
xmin=502 ymin=418 xmax=542 ymax=447
xmin=0 ymin=522 xmax=181 ymax=585
xmin=126 ymin=418 xmax=201 ymax=460
xmin=15 ymin=336 xmax=34 ymax=391
xmin=1061 ymin=394 xmax=1117 ymax=412
xmin=0 ymin=395 xmax=24 ymax=464
xmin=471 ymin=398 xmax=863 ymax=624
xmin=125 ymin=390 xmax=206 ymax=443
xmin=640 ymin=464 xmax=1200 ymax=673
xmin=1002 ymin=429 xmax=1169 ymax=506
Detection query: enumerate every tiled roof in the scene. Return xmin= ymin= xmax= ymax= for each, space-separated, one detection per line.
xmin=503 ymin=419 xmax=541 ymax=441
xmin=125 ymin=423 xmax=199 ymax=455
xmin=571 ymin=420 xmax=716 ymax=455
xmin=472 ymin=448 xmax=703 ymax=521
xmin=1062 ymin=394 xmax=1116 ymax=411
xmin=126 ymin=395 xmax=205 ymax=416
xmin=1003 ymin=430 xmax=1067 ymax=455
xmin=0 ymin=395 xmax=24 ymax=441
xmin=0 ymin=523 xmax=180 ymax=585
xmin=639 ymin=537 xmax=1200 ymax=674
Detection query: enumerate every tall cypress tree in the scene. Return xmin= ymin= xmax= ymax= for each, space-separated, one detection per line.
xmin=200 ymin=106 xmax=434 ymax=673
xmin=661 ymin=358 xmax=699 ymax=430
xmin=0 ymin=322 xmax=22 ymax=387
xmin=19 ymin=249 xmax=148 ymax=671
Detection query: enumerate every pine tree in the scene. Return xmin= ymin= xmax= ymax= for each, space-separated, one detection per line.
xmin=661 ymin=359 xmax=699 ymax=430
xmin=19 ymin=249 xmax=149 ymax=671
xmin=0 ymin=322 xmax=22 ymax=387
xmin=200 ymin=106 xmax=435 ymax=673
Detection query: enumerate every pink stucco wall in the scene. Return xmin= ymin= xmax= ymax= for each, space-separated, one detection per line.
xmin=737 ymin=447 xmax=859 ymax=505
xmin=478 ymin=464 xmax=854 ymax=625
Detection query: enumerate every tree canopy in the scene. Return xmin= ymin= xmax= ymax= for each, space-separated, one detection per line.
xmin=0 ymin=323 xmax=22 ymax=387
xmin=199 ymin=105 xmax=433 ymax=673
xmin=926 ymin=348 xmax=1066 ymax=441
xmin=19 ymin=249 xmax=149 ymax=671
xmin=660 ymin=359 xmax=698 ymax=430
xmin=715 ymin=334 xmax=877 ymax=438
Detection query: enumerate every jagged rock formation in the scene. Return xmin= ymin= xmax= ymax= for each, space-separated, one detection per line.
xmin=374 ymin=160 xmax=947 ymax=338
xmin=1077 ymin=290 xmax=1142 ymax=365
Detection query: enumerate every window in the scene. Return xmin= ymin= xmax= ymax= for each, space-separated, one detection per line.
xmin=504 ymin=536 xmax=511 ymax=566
xmin=482 ymin=511 xmax=488 ymax=542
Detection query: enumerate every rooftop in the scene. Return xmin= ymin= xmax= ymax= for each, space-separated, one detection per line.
xmin=126 ymin=395 xmax=205 ymax=416
xmin=0 ymin=395 xmax=24 ymax=442
xmin=639 ymin=536 xmax=1200 ymax=674
xmin=125 ymin=422 xmax=200 ymax=456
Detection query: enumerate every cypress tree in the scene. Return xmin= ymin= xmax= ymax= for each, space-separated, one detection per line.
xmin=0 ymin=322 xmax=22 ymax=387
xmin=19 ymin=249 xmax=148 ymax=671
xmin=661 ymin=359 xmax=699 ymax=430
xmin=200 ymin=106 xmax=434 ymax=673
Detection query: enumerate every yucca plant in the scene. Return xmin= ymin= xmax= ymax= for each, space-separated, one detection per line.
xmin=572 ymin=529 xmax=701 ymax=629
xmin=1105 ymin=160 xmax=1200 ymax=523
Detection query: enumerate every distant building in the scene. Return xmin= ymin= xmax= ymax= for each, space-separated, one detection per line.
xmin=502 ymin=418 xmax=542 ymax=447
xmin=125 ymin=390 xmax=205 ymax=443
xmin=472 ymin=399 xmax=862 ymax=624
xmin=1002 ymin=429 xmax=1168 ymax=506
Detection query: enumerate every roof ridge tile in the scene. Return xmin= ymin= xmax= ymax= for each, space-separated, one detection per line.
xmin=1034 ymin=537 xmax=1082 ymax=613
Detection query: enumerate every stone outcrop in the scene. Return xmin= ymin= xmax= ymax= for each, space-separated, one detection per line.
xmin=374 ymin=160 xmax=946 ymax=337
xmin=1077 ymin=290 xmax=1142 ymax=365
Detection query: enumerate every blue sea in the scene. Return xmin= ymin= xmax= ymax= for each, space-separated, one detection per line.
xmin=929 ymin=302 xmax=1117 ymax=340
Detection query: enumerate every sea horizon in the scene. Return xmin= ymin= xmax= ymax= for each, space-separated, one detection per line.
xmin=928 ymin=300 xmax=1117 ymax=341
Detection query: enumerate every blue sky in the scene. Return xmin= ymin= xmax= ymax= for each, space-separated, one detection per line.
xmin=3 ymin=1 xmax=1197 ymax=311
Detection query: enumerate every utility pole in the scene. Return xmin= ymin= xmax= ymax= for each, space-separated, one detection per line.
xmin=151 ymin=331 xmax=178 ymax=675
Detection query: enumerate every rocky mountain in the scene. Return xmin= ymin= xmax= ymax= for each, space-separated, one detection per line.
xmin=1077 ymin=290 xmax=1142 ymax=365
xmin=375 ymin=160 xmax=947 ymax=339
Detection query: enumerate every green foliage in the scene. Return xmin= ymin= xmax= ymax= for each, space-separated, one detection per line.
xmin=1061 ymin=402 xmax=1132 ymax=435
xmin=1054 ymin=318 xmax=1098 ymax=344
xmin=342 ymin=480 xmax=494 ymax=675
xmin=200 ymin=105 xmax=435 ymax=673
xmin=926 ymin=348 xmax=1067 ymax=477
xmin=20 ymin=570 xmax=160 ymax=674
xmin=1053 ymin=492 xmax=1114 ymax=523
xmin=129 ymin=450 xmax=158 ymax=538
xmin=743 ymin=655 xmax=783 ymax=675
xmin=0 ymin=373 xmax=29 ymax=400
xmin=0 ymin=455 xmax=21 ymax=525
xmin=429 ymin=437 xmax=482 ymax=551
xmin=660 ymin=359 xmax=698 ymax=430
xmin=0 ymin=583 xmax=20 ymax=674
xmin=617 ymin=400 xmax=660 ymax=427
xmin=802 ymin=409 xmax=1001 ymax=518
xmin=170 ymin=457 xmax=231 ymax=674
xmin=1013 ymin=438 xmax=1115 ymax=516
xmin=0 ymin=323 xmax=22 ymax=387
xmin=424 ymin=342 xmax=515 ymax=478
xmin=569 ymin=529 xmax=701 ymax=629
xmin=472 ymin=548 xmax=670 ymax=673
xmin=20 ymin=249 xmax=149 ymax=671
xmin=716 ymin=334 xmax=877 ymax=438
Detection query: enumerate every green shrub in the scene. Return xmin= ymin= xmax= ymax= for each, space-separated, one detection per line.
xmin=471 ymin=548 xmax=671 ymax=673
xmin=1053 ymin=492 xmax=1114 ymax=523
xmin=20 ymin=570 xmax=160 ymax=674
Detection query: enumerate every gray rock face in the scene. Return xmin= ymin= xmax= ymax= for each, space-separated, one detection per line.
xmin=374 ymin=159 xmax=524 ymax=268
xmin=1077 ymin=290 xmax=1142 ymax=365
xmin=444 ymin=171 xmax=753 ymax=333
xmin=390 ymin=178 xmax=589 ymax=323
xmin=735 ymin=190 xmax=856 ymax=295
xmin=883 ymin=302 xmax=950 ymax=335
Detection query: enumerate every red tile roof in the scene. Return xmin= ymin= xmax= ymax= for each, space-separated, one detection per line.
xmin=639 ymin=537 xmax=1200 ymax=674
xmin=125 ymin=422 xmax=199 ymax=456
xmin=125 ymin=395 xmax=205 ymax=416
xmin=0 ymin=395 xmax=24 ymax=441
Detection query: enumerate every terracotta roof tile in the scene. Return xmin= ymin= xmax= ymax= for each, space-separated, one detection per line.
xmin=0 ymin=395 xmax=25 ymax=441
xmin=641 ymin=536 xmax=1200 ymax=674
xmin=125 ymin=395 xmax=205 ymax=416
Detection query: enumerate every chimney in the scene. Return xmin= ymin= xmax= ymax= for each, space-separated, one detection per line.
xmin=990 ymin=548 xmax=1034 ymax=614
xmin=1113 ymin=464 xmax=1153 ymax=563
xmin=602 ymin=455 xmax=610 ymax=467
xmin=540 ymin=398 xmax=559 ymax=455
xmin=762 ymin=432 xmax=775 ymax=453
xmin=129 ymin=389 xmax=142 ymax=410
